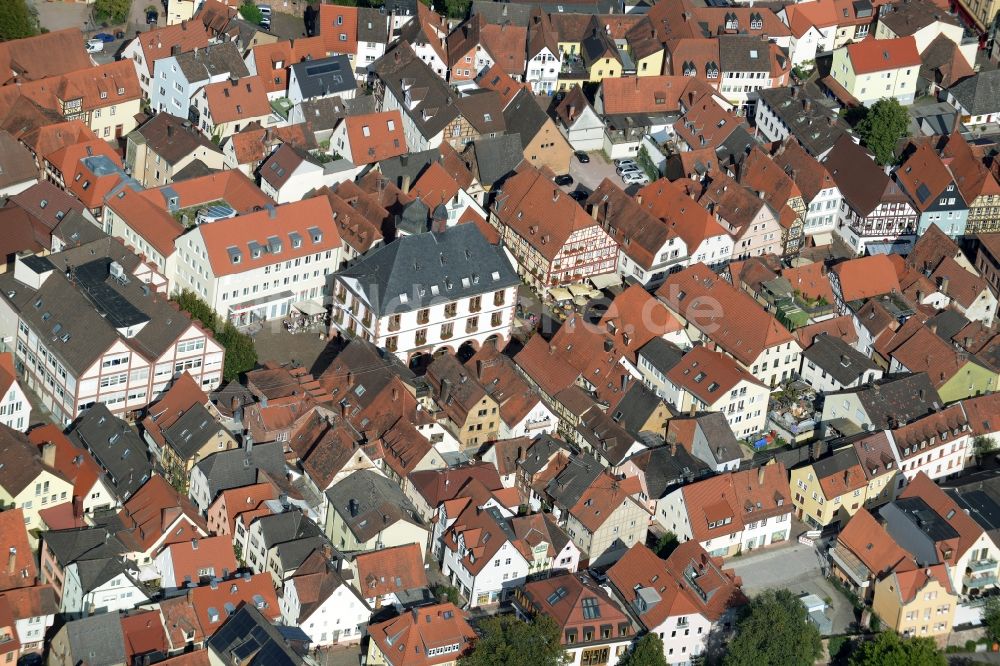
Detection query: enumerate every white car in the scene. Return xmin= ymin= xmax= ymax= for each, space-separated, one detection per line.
xmin=614 ymin=158 xmax=637 ymax=167
xmin=616 ymin=164 xmax=641 ymax=176
xmin=86 ymin=39 xmax=104 ymax=54
xmin=622 ymin=171 xmax=650 ymax=185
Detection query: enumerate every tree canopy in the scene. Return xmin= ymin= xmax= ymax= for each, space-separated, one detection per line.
xmin=94 ymin=0 xmax=133 ymax=24
xmin=460 ymin=614 xmax=568 ymax=666
xmin=0 ymin=0 xmax=38 ymax=40
xmin=239 ymin=2 xmax=264 ymax=24
xmin=722 ymin=589 xmax=822 ymax=666
xmin=856 ymin=98 xmax=909 ymax=166
xmin=618 ymin=633 xmax=668 ymax=666
xmin=171 ymin=289 xmax=257 ymax=381
xmin=848 ymin=631 xmax=946 ymax=666
xmin=983 ymin=596 xmax=1000 ymax=645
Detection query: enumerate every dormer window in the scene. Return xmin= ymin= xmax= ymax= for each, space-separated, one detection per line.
xmin=725 ymin=13 xmax=738 ymax=30
xmin=750 ymin=13 xmax=763 ymax=30
xmin=100 ymin=91 xmax=108 ymax=99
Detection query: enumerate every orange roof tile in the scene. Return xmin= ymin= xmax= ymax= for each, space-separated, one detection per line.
xmin=368 ymin=603 xmax=476 ymax=666
xmin=601 ymin=75 xmax=714 ymax=116
xmin=833 ymin=255 xmax=902 ymax=302
xmin=475 ymin=64 xmax=530 ymax=108
xmin=0 ymin=28 xmax=93 ymax=83
xmin=198 ymin=197 xmax=340 ymax=277
xmin=163 ymin=536 xmax=238 ymax=584
xmin=203 ymin=76 xmax=270 ymax=125
xmin=666 ymin=346 xmax=764 ymax=404
xmin=28 ymin=425 xmax=102 ymax=514
xmin=795 ymin=315 xmax=859 ymax=348
xmin=782 ymin=262 xmax=836 ymax=303
xmin=343 ymin=110 xmax=407 ymax=165
xmin=115 ymin=476 xmax=207 ymax=554
xmin=410 ymin=160 xmax=460 ymax=208
xmin=319 ymin=4 xmax=359 ymax=56
xmin=0 ymin=510 xmax=36 ymax=591
xmin=846 ymin=36 xmax=921 ymax=75
xmin=133 ymin=21 xmax=212 ymax=77
xmin=354 ymin=543 xmax=428 ymax=598
xmin=636 ymin=178 xmax=729 ymax=250
xmin=121 ymin=609 xmax=169 ymax=663
xmin=248 ymin=36 xmax=329 ymax=95
xmin=190 ymin=573 xmax=280 ymax=636
xmin=680 ymin=463 xmax=790 ymax=543
xmin=838 ymin=507 xmax=914 ymax=575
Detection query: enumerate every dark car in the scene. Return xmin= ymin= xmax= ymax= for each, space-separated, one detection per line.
xmin=569 ymin=190 xmax=588 ymax=202
xmin=94 ymin=32 xmax=115 ymax=42
xmin=574 ymin=151 xmax=590 ymax=163
xmin=554 ymin=174 xmax=574 ymax=186
xmin=146 ymin=10 xmax=158 ymax=24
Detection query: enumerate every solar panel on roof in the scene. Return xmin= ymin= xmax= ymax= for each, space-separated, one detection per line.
xmin=305 ymin=61 xmax=342 ymax=76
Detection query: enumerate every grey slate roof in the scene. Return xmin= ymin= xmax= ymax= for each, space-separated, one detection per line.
xmin=290 ymin=54 xmax=357 ymax=99
xmin=173 ymin=158 xmax=220 ymax=182
xmin=162 ymin=402 xmax=228 ymax=461
xmin=811 ymin=446 xmax=862 ymax=482
xmin=826 ymin=372 xmax=942 ymax=429
xmin=68 ymin=404 xmax=152 ymax=501
xmin=519 ymin=434 xmax=574 ymax=476
xmin=175 ymin=41 xmax=249 ymax=83
xmin=947 ymin=70 xmax=1000 ymax=116
xmin=130 ymin=113 xmax=221 ymax=167
xmin=193 ymin=441 xmax=286 ymax=501
xmin=297 ymin=95 xmax=376 ymax=132
xmin=0 ymin=248 xmax=204 ymax=379
xmin=465 ymin=135 xmax=525 ymax=187
xmin=43 ymin=526 xmax=126 ymax=568
xmin=377 ymin=148 xmax=441 ymax=191
xmin=693 ymin=411 xmax=744 ymax=466
xmin=76 ymin=556 xmax=141 ymax=594
xmin=802 ymin=333 xmax=879 ymax=386
xmin=471 ymin=1 xmax=534 ymax=26
xmin=336 ymin=222 xmax=519 ymax=316
xmin=545 ymin=452 xmax=603 ymax=509
xmin=371 ymin=42 xmax=460 ymax=141
xmin=504 ymin=89 xmax=552 ymax=152
xmin=757 ymin=83 xmax=849 ymax=157
xmin=63 ymin=612 xmax=126 ymax=666
xmin=325 ymin=470 xmax=422 ymax=543
xmin=625 ymin=445 xmax=710 ymax=499
xmin=718 ymin=35 xmax=772 ymax=73
xmin=357 ymin=8 xmax=388 ymax=43
xmin=637 ymin=338 xmax=685 ymax=375
xmin=612 ymin=384 xmax=676 ymax=437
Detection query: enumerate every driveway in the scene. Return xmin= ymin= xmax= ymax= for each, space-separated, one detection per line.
xmin=726 ymin=541 xmax=857 ymax=636
xmin=566 ymin=151 xmax=621 ymax=194
xmin=29 ymin=0 xmax=88 ymax=33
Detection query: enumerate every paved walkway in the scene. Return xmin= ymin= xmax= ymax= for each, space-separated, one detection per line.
xmin=30 ymin=0 xmax=89 ymax=33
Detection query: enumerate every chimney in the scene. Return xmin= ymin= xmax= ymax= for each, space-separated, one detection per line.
xmin=345 ymin=371 xmax=354 ymax=388
xmin=167 ymin=124 xmax=174 ymax=138
xmin=401 ymin=174 xmax=411 ymax=194
xmin=802 ymin=98 xmax=812 ymax=112
xmin=937 ymin=276 xmax=949 ymax=294
xmin=440 ymin=378 xmax=452 ymax=405
xmin=758 ymin=465 xmax=765 ymax=486
xmin=171 ymin=45 xmax=181 ymax=56
xmin=41 ymin=442 xmax=57 ymax=467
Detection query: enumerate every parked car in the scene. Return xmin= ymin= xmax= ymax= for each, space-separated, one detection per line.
xmin=257 ymin=4 xmax=272 ymax=16
xmin=574 ymin=151 xmax=590 ymax=163
xmin=86 ymin=39 xmax=104 ymax=53
xmin=260 ymin=17 xmax=271 ymax=29
xmin=614 ymin=158 xmax=637 ymax=167
xmin=94 ymin=32 xmax=115 ymax=42
xmin=554 ymin=174 xmax=574 ymax=186
xmin=622 ymin=171 xmax=650 ymax=185
xmin=616 ymin=165 xmax=641 ymax=175
xmin=146 ymin=10 xmax=158 ymax=24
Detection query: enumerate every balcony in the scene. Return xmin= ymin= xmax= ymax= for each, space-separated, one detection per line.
xmin=964 ymin=572 xmax=998 ymax=590
xmin=968 ymin=559 xmax=998 ymax=574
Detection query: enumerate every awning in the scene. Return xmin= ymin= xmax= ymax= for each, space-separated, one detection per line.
xmin=293 ymin=300 xmax=327 ymax=317
xmin=229 ymin=290 xmax=295 ymax=313
xmin=809 ymin=232 xmax=833 ymax=247
xmin=549 ymin=287 xmax=573 ymax=302
xmin=567 ymin=283 xmax=591 ymax=297
xmin=588 ymin=273 xmax=620 ymax=290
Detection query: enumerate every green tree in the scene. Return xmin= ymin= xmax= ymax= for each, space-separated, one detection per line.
xmin=441 ymin=0 xmax=471 ymax=19
xmin=974 ymin=434 xmax=998 ymax=460
xmin=432 ymin=584 xmax=460 ymax=605
xmin=461 ymin=614 xmax=568 ymax=666
xmin=171 ymin=289 xmax=257 ymax=381
xmin=848 ymin=631 xmax=946 ymax=666
xmin=94 ymin=0 xmax=133 ymax=23
xmin=239 ymin=1 xmax=264 ymax=24
xmin=217 ymin=321 xmax=258 ymax=382
xmin=0 ymin=0 xmax=38 ymax=40
xmin=856 ymin=98 xmax=909 ymax=166
xmin=618 ymin=634 xmax=668 ymax=666
xmin=655 ymin=532 xmax=679 ymax=558
xmin=723 ymin=589 xmax=822 ymax=666
xmin=983 ymin=596 xmax=1000 ymax=644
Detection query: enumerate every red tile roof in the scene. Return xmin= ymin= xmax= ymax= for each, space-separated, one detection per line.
xmin=198 ymin=197 xmax=341 ymax=277
xmin=343 ymin=111 xmax=408 ymax=165
xmin=248 ymin=36 xmax=329 ymax=95
xmin=0 ymin=28 xmax=94 ymax=83
xmin=28 ymin=425 xmax=102 ymax=517
xmin=140 ymin=372 xmax=212 ymax=451
xmin=833 ymin=255 xmax=902 ymax=302
xmin=846 ymin=36 xmax=921 ymax=75
xmin=133 ymin=21 xmax=212 ymax=77
xmin=203 ymin=76 xmax=270 ymax=125
xmin=0 ymin=510 xmax=36 ymax=591
xmin=600 ymin=76 xmax=714 ymax=116
xmin=115 ymin=475 xmax=207 ymax=554
xmin=838 ymin=507 xmax=914 ymax=575
xmin=354 ymin=543 xmax=428 ymax=598
xmin=368 ymin=603 xmax=476 ymax=666
xmin=636 ymin=178 xmax=729 ymax=251
xmin=521 ymin=572 xmax=630 ymax=638
xmin=679 ymin=463 xmax=790 ymax=543
xmin=190 ymin=573 xmax=280 ymax=636
xmin=162 ymin=536 xmax=238 ymax=584
xmin=796 ymin=315 xmax=859 ymax=348
xmin=121 ymin=609 xmax=170 ymax=663
xmin=667 ymin=345 xmax=765 ymax=405
xmin=319 ymin=4 xmax=359 ymax=56
xmin=657 ymin=263 xmax=796 ymax=366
